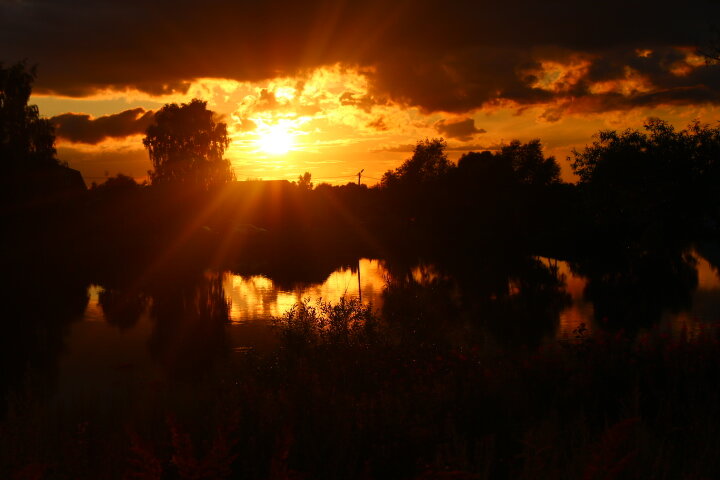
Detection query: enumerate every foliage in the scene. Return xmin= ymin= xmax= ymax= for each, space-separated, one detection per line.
xmin=7 ymin=293 xmax=720 ymax=479
xmin=276 ymin=297 xmax=380 ymax=349
xmin=497 ymin=139 xmax=560 ymax=186
xmin=143 ymin=99 xmax=233 ymax=189
xmin=90 ymin=173 xmax=140 ymax=192
xmin=571 ymin=119 xmax=720 ymax=185
xmin=296 ymin=171 xmax=313 ymax=190
xmin=458 ymin=139 xmax=561 ymax=186
xmin=381 ymin=138 xmax=454 ymax=186
xmin=0 ymin=61 xmax=58 ymax=170
xmin=571 ymin=119 xmax=720 ymax=240
xmin=457 ymin=150 xmax=515 ymax=185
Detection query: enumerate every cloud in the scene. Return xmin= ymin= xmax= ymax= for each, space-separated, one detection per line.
xmin=236 ymin=117 xmax=257 ymax=132
xmin=57 ymin=145 xmax=150 ymax=181
xmin=51 ymin=108 xmax=155 ymax=144
xmin=339 ymin=92 xmax=385 ymax=112
xmin=367 ymin=116 xmax=388 ymax=131
xmin=254 ymin=89 xmax=279 ymax=111
xmin=445 ymin=143 xmax=501 ymax=152
xmin=434 ymin=117 xmax=485 ymax=141
xmin=3 ymin=0 xmax=720 ymax=117
xmin=375 ymin=141 xmax=500 ymax=153
xmin=373 ymin=143 xmax=415 ymax=153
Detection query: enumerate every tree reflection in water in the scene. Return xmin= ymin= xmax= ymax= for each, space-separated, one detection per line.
xmin=98 ymin=288 xmax=147 ymax=331
xmin=147 ymin=273 xmax=231 ymax=379
xmin=0 ymin=260 xmax=89 ymax=414
xmin=571 ymin=248 xmax=699 ymax=332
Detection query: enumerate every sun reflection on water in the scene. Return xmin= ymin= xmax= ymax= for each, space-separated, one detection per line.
xmin=83 ymin=285 xmax=106 ymax=322
xmin=223 ymin=259 xmax=388 ymax=324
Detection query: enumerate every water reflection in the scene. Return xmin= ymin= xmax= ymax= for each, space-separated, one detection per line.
xmin=0 ymin=262 xmax=89 ymax=414
xmin=660 ymin=255 xmax=720 ymax=339
xmin=147 ymin=273 xmax=230 ymax=379
xmin=548 ymin=260 xmax=595 ymax=340
xmin=5 ymin=251 xmax=720 ymax=415
xmin=98 ymin=287 xmax=147 ymax=331
xmin=66 ymin=252 xmax=720 ymax=370
xmin=570 ymin=249 xmax=699 ymax=333
xmin=224 ymin=259 xmax=388 ymax=323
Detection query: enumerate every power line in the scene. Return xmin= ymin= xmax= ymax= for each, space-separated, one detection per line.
xmin=311 ymin=175 xmax=356 ymax=179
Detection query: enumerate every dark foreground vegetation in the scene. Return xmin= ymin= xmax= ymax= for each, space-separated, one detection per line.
xmin=2 ymin=297 xmax=720 ymax=479
xmin=4 ymin=62 xmax=720 ymax=478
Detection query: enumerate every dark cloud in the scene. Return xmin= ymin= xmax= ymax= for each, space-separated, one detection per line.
xmin=250 ymin=88 xmax=324 ymax=117
xmin=374 ymin=143 xmax=415 ymax=153
xmin=2 ymin=0 xmax=720 ymax=116
xmin=367 ymin=116 xmax=388 ymax=131
xmin=434 ymin=117 xmax=485 ymax=141
xmin=339 ymin=92 xmax=385 ymax=112
xmin=255 ymin=89 xmax=279 ymax=111
xmin=375 ymin=141 xmax=500 ymax=153
xmin=57 ymin=146 xmax=150 ymax=181
xmin=51 ymin=108 xmax=155 ymax=144
xmin=445 ymin=143 xmax=502 ymax=152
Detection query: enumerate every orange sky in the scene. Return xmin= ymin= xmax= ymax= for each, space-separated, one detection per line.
xmin=1 ymin=0 xmax=712 ymax=188
xmin=31 ymin=57 xmax=720 ymax=186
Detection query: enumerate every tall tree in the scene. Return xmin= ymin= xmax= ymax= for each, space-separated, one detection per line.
xmin=497 ymin=139 xmax=560 ymax=186
xmin=571 ymin=119 xmax=720 ymax=241
xmin=143 ymin=99 xmax=233 ymax=189
xmin=297 ymin=172 xmax=313 ymax=190
xmin=0 ymin=61 xmax=58 ymax=171
xmin=381 ymin=138 xmax=454 ymax=187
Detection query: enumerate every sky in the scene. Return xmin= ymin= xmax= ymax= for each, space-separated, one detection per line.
xmin=3 ymin=0 xmax=720 ymax=185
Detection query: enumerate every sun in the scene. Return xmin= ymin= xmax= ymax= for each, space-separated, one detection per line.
xmin=257 ymin=125 xmax=294 ymax=155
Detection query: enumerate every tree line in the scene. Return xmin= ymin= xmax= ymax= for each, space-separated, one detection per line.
xmin=4 ymin=60 xmax=720 ymax=267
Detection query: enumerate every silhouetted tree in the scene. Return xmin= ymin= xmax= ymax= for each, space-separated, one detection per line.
xmin=143 ymin=99 xmax=233 ymax=189
xmin=457 ymin=150 xmax=515 ymax=186
xmin=297 ymin=171 xmax=313 ymax=190
xmin=0 ymin=61 xmax=58 ymax=171
xmin=381 ymin=138 xmax=454 ymax=186
xmin=91 ymin=173 xmax=140 ymax=192
xmin=497 ymin=139 xmax=560 ymax=186
xmin=572 ymin=119 xmax=720 ymax=242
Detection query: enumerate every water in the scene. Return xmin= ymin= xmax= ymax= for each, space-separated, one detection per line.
xmin=224 ymin=259 xmax=388 ymax=323
xmin=4 ymin=250 xmax=720 ymax=480
xmin=550 ymin=254 xmax=720 ymax=340
xmin=52 ymin=260 xmax=390 ymax=402
xmin=4 ymin=252 xmax=720 ymax=411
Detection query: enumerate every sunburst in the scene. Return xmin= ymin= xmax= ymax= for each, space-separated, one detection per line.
xmin=257 ymin=125 xmax=294 ymax=155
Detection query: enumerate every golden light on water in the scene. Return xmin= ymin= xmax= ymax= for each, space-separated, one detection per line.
xmin=223 ymin=259 xmax=388 ymax=324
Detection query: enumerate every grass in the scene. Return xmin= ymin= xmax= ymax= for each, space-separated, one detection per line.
xmin=3 ymin=298 xmax=720 ymax=479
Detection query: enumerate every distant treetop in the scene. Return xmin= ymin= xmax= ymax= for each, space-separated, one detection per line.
xmin=380 ymin=136 xmax=561 ymax=189
xmin=297 ymin=172 xmax=313 ymax=190
xmin=381 ymin=138 xmax=454 ymax=187
xmin=499 ymin=139 xmax=560 ymax=187
xmin=571 ymin=118 xmax=720 ymax=185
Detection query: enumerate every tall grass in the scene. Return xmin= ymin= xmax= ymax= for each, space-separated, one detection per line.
xmin=3 ymin=299 xmax=720 ymax=479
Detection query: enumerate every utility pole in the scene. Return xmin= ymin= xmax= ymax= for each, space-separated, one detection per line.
xmin=357 ymin=169 xmax=364 ymax=186
xmin=357 ymin=258 xmax=362 ymax=303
